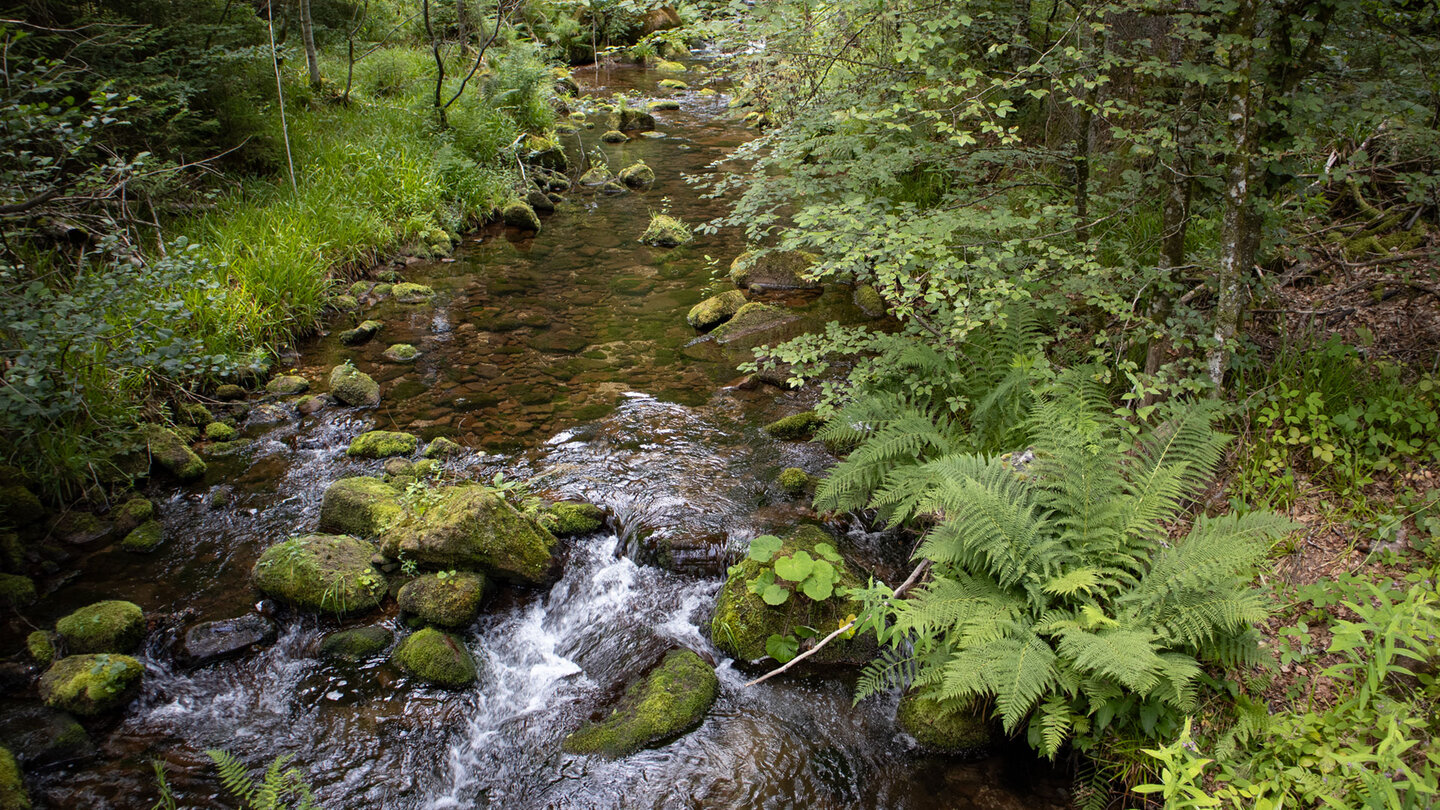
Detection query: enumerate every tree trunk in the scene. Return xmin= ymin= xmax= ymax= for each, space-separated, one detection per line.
xmin=457 ymin=0 xmax=468 ymax=51
xmin=300 ymin=0 xmax=321 ymax=89
xmin=424 ymin=0 xmax=447 ymax=126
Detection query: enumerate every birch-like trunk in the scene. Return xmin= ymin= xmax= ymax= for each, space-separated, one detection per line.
xmin=299 ymin=0 xmax=321 ymax=89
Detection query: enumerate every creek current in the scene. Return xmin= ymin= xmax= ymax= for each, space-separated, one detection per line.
xmin=11 ymin=62 xmax=1068 ymax=809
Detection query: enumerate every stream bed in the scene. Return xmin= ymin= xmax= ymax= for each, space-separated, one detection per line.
xmin=5 ymin=62 xmax=1068 ymax=809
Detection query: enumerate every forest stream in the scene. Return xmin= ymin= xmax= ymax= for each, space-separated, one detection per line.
xmin=9 ymin=62 xmax=1068 ymax=810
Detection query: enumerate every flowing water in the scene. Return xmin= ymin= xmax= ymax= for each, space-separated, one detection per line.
xmin=6 ymin=62 xmax=1069 ymax=809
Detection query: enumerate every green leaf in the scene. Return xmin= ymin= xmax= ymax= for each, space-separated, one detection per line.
xmin=766 ymin=633 xmax=799 ymax=663
xmin=748 ymin=534 xmax=783 ymax=562
xmin=802 ymin=575 xmax=835 ymax=601
xmin=761 ymin=583 xmax=791 ymax=605
xmin=773 ymin=550 xmax=815 ymax=581
xmin=814 ymin=542 xmax=843 ymax=562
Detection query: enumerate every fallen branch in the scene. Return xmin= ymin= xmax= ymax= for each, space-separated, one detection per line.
xmin=744 ymin=558 xmax=932 ymax=688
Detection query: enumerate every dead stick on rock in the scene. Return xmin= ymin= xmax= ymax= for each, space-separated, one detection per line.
xmin=744 ymin=558 xmax=932 ymax=688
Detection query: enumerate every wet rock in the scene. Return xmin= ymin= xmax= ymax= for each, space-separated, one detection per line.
xmin=545 ymin=502 xmax=605 ymax=537
xmin=252 ymin=534 xmax=388 ymax=614
xmin=606 ymin=107 xmax=656 ymax=132
xmin=0 ymin=484 xmax=43 ymax=528
xmin=393 ymin=283 xmax=436 ymax=304
xmin=397 ymin=571 xmax=486 ymax=629
xmin=143 ymin=424 xmax=206 ymax=480
xmin=686 ymin=290 xmax=747 ymax=330
xmin=527 ymin=189 xmax=556 ymax=214
xmin=319 ymin=477 xmax=403 ymax=538
xmin=347 ymin=430 xmax=418 ymax=459
xmin=658 ymin=78 xmax=688 ymax=90
xmin=580 ymin=165 xmax=614 ymax=186
xmin=618 ymin=161 xmax=655 ymax=190
xmin=295 ymin=394 xmax=326 ymax=415
xmin=563 ymin=648 xmax=718 ymax=757
xmin=778 ymin=467 xmax=813 ymax=497
xmin=39 ymin=654 xmax=144 ymax=716
xmin=640 ymin=214 xmax=692 ymax=247
xmin=423 ymin=437 xmax=464 ymax=458
xmin=601 ymin=130 xmax=628 ymax=144
xmin=329 ymin=364 xmax=381 ymax=408
xmin=0 ymin=746 xmax=28 ymax=809
xmin=182 ymin=614 xmax=278 ymax=665
xmin=709 ymin=302 xmax=799 ymax=346
xmin=898 ymin=692 xmax=991 ymax=756
xmin=111 ymin=497 xmax=153 ymax=535
xmin=764 ymin=410 xmax=826 ymax=440
xmin=502 ymin=199 xmax=542 ymax=233
xmin=0 ymin=575 xmax=34 ymax=607
xmin=598 ymin=180 xmax=629 ymax=196
xmin=266 ymin=374 xmax=310 ymax=395
xmin=648 ymin=99 xmax=680 ymax=111
xmin=853 ymin=284 xmax=886 ymax=317
xmin=0 ymin=703 xmax=93 ymax=768
xmin=177 ymin=402 xmax=212 ymax=425
xmin=203 ymin=422 xmax=237 ymax=442
xmin=382 ymin=343 xmax=420 ymax=363
xmin=214 ymin=384 xmax=246 ymax=401
xmin=392 ymin=627 xmax=477 ymax=688
xmin=329 ymin=294 xmax=360 ymax=312
xmin=339 ymin=320 xmax=382 ymax=346
xmin=652 ymin=60 xmax=686 ymax=75
xmin=381 ymin=484 xmax=558 ymax=584
xmin=26 ymin=632 xmax=55 ymax=667
xmin=319 ymin=625 xmax=393 ymax=662
xmin=204 ymin=439 xmax=252 ymax=457
xmin=729 ymin=250 xmax=821 ymax=290
xmin=120 ymin=520 xmax=164 ymax=553
xmin=56 ymin=600 xmax=146 ymax=654
xmin=710 ymin=526 xmax=873 ymax=666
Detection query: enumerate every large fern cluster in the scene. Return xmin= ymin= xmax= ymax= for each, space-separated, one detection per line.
xmin=848 ymin=379 xmax=1294 ymax=758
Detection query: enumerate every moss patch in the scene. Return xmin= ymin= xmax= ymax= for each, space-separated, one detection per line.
xmin=143 ymin=425 xmax=206 ymax=480
xmin=563 ymin=648 xmax=718 ymax=757
xmin=347 ymin=430 xmax=418 ymax=459
xmin=26 ymin=631 xmax=55 ymax=667
xmin=0 ymin=746 xmax=28 ymax=810
xmin=397 ymin=571 xmax=486 ymax=628
xmin=0 ymin=575 xmax=35 ymax=607
xmin=382 ymin=484 xmax=557 ymax=584
xmin=502 ymin=200 xmax=542 ymax=232
xmin=641 ymin=214 xmax=692 ymax=247
xmin=392 ymin=283 xmax=435 ymax=303
xmin=120 ymin=520 xmax=164 ymax=553
xmin=203 ymin=422 xmax=237 ymax=442
xmin=251 ymin=534 xmax=387 ymax=614
xmin=897 ymin=692 xmax=991 ymax=755
xmin=318 ymin=477 xmax=402 ymax=538
xmin=111 ymin=497 xmax=154 ymax=534
xmin=38 ymin=654 xmax=144 ymax=716
xmin=56 ymin=600 xmax=145 ymax=654
xmin=729 ymin=250 xmax=819 ymax=290
xmin=318 ymin=625 xmax=393 ymax=662
xmin=423 ymin=437 xmax=464 ymax=458
xmin=391 ymin=627 xmax=478 ymax=688
xmin=382 ymin=343 xmax=420 ymax=363
xmin=329 ymin=364 xmax=381 ymax=407
xmin=708 ymin=302 xmax=797 ymax=346
xmin=545 ymin=502 xmax=605 ymax=537
xmin=764 ymin=410 xmax=826 ymax=440
xmin=339 ymin=320 xmax=382 ymax=346
xmin=618 ymin=161 xmax=655 ymax=190
xmin=686 ymin=289 xmax=747 ymax=330
xmin=778 ymin=467 xmax=812 ymax=497
xmin=266 ymin=374 xmax=310 ymax=395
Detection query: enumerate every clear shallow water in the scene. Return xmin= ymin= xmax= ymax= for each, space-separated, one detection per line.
xmin=8 ymin=62 xmax=1068 ymax=809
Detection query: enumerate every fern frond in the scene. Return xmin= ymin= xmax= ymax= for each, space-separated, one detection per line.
xmin=1129 ymin=511 xmax=1295 ymax=615
xmin=1033 ymin=693 xmax=1076 ymax=759
xmin=206 ymin=749 xmax=257 ymax=806
xmin=915 ymin=468 xmax=1051 ymax=589
xmin=855 ymin=646 xmax=918 ymax=702
xmin=941 ymin=626 xmax=1058 ymax=734
xmin=1055 ymin=627 xmax=1164 ymax=693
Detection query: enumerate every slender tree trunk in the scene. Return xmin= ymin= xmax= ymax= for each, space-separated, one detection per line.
xmin=1072 ymin=7 xmax=1104 ymax=243
xmin=300 ymin=0 xmax=321 ymax=88
xmin=424 ymin=0 xmax=448 ymax=126
xmin=457 ymin=0 xmax=468 ymax=51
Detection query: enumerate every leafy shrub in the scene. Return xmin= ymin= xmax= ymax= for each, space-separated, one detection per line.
xmin=483 ymin=41 xmax=558 ymax=133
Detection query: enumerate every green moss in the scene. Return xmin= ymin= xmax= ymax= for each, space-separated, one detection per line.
xmin=710 ymin=526 xmax=872 ymax=665
xmin=329 ymin=294 xmax=360 ymax=312
xmin=205 ymin=439 xmax=253 ymax=456
xmin=686 ymin=289 xmax=747 ymax=330
xmin=203 ymin=422 xmax=237 ymax=442
xmin=329 ymin=363 xmax=381 ymax=407
xmin=546 ymin=502 xmax=605 ymax=537
xmin=382 ymin=484 xmax=557 ymax=584
xmin=778 ymin=467 xmax=812 ymax=497
xmin=0 ymin=533 xmax=21 ymax=572
xmin=392 ymin=283 xmax=435 ymax=303
xmin=112 ymin=497 xmax=154 ymax=534
xmin=897 ymin=692 xmax=992 ymax=754
xmin=658 ymin=79 xmax=688 ymax=89
xmin=251 ymin=534 xmax=387 ymax=614
xmin=26 ymin=631 xmax=56 ymax=667
xmin=214 ymin=384 xmax=246 ymax=400
xmin=423 ymin=437 xmax=464 ymax=458
xmin=647 ymin=100 xmax=680 ymax=111
xmin=563 ymin=649 xmax=717 ymax=756
xmin=177 ymin=402 xmax=212 ymax=425
xmin=764 ymin=410 xmax=826 ymax=440
xmin=0 ymin=575 xmax=35 ymax=607
xmin=580 ymin=165 xmax=614 ymax=186
xmin=318 ymin=625 xmax=393 ymax=662
xmin=266 ymin=374 xmax=310 ymax=395
xmin=142 ymin=425 xmax=206 ymax=480
xmin=653 ymin=59 xmax=686 ymax=74
xmin=120 ymin=520 xmax=164 ymax=553
xmin=56 ymin=600 xmax=145 ymax=653
xmin=391 ymin=627 xmax=478 ymax=688
xmin=347 ymin=430 xmax=418 ymax=459
xmin=618 ymin=161 xmax=655 ymax=190
xmin=0 ymin=485 xmax=44 ymax=527
xmin=729 ymin=250 xmax=819 ymax=290
xmin=708 ymin=302 xmax=796 ymax=346
xmin=397 ymin=571 xmax=486 ymax=628
xmin=641 ymin=214 xmax=692 ymax=247
xmin=339 ymin=320 xmax=382 ymax=346
xmin=0 ymin=746 xmax=29 ymax=810
xmin=38 ymin=654 xmax=144 ymax=716
xmin=382 ymin=343 xmax=420 ymax=363
xmin=502 ymin=200 xmax=542 ymax=232
xmin=853 ymin=284 xmax=886 ymax=317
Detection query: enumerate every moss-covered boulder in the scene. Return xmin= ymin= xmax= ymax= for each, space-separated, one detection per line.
xmin=203 ymin=422 xmax=237 ymax=442
xmin=647 ymin=99 xmax=680 ymax=111
xmin=423 ymin=437 xmax=464 ymax=458
xmin=618 ymin=162 xmax=655 ymax=190
xmin=0 ymin=746 xmax=27 ymax=810
xmin=729 ymin=250 xmax=820 ymax=290
xmin=56 ymin=600 xmax=146 ymax=654
xmin=382 ymin=343 xmax=420 ymax=363
xmin=339 ymin=320 xmax=382 ymax=346
xmin=545 ymin=502 xmax=605 ymax=537
xmin=764 ymin=410 xmax=826 ymax=440
xmin=38 ymin=654 xmax=144 ymax=716
xmin=319 ymin=476 xmax=402 ymax=537
xmin=598 ymin=180 xmax=629 ymax=196
xmin=251 ymin=534 xmax=387 ymax=614
xmin=329 ymin=294 xmax=360 ymax=312
xmin=686 ymin=290 xmax=747 ymax=330
xmin=710 ymin=526 xmax=872 ymax=666
xmin=26 ymin=632 xmax=55 ymax=667
xmin=658 ymin=78 xmax=688 ymax=89
xmin=605 ymin=107 xmax=656 ymax=131
xmin=393 ymin=283 xmax=435 ymax=304
xmin=502 ymin=199 xmax=542 ymax=232
xmin=0 ymin=576 xmax=34 ymax=607
xmin=397 ymin=571 xmax=486 ymax=628
xmin=563 ymin=648 xmax=717 ymax=757
xmin=381 ymin=484 xmax=558 ymax=584
xmin=708 ymin=302 xmax=799 ymax=347
xmin=897 ymin=692 xmax=991 ymax=755
xmin=267 ymin=375 xmax=309 ymax=396
xmin=0 ymin=485 xmax=43 ymax=528
xmin=319 ymin=625 xmax=393 ymax=662
xmin=214 ymin=384 xmax=246 ymax=401
xmin=853 ymin=284 xmax=886 ymax=317
xmin=120 ymin=520 xmax=163 ymax=553
xmin=653 ymin=59 xmax=686 ymax=74
xmin=600 ymin=129 xmax=628 ymax=144
xmin=347 ymin=431 xmax=417 ymax=459
xmin=143 ymin=425 xmax=206 ymax=481
xmin=391 ymin=627 xmax=477 ymax=688
xmin=0 ymin=704 xmax=92 ymax=768
xmin=111 ymin=497 xmax=154 ymax=534
xmin=641 ymin=214 xmax=692 ymax=247
xmin=778 ymin=467 xmax=812 ymax=497
xmin=580 ymin=165 xmax=614 ymax=186
xmin=329 ymin=364 xmax=381 ymax=408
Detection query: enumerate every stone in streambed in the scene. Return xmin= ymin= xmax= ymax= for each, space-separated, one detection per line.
xmin=686 ymin=290 xmax=747 ymax=330
xmin=339 ymin=320 xmax=382 ymax=346
xmin=778 ymin=467 xmax=812 ymax=497
xmin=203 ymin=422 xmax=236 ymax=442
xmin=0 ymin=703 xmax=93 ymax=768
xmin=347 ymin=431 xmax=418 ymax=459
xmin=391 ymin=627 xmax=477 ymax=688
xmin=397 ymin=571 xmax=486 ymax=628
xmin=120 ymin=520 xmax=164 ymax=553
xmin=25 ymin=632 xmax=55 ymax=667
xmin=329 ymin=364 xmax=380 ymax=407
xmin=382 ymin=343 xmax=419 ymax=363
xmin=640 ymin=214 xmax=691 ymax=247
xmin=38 ymin=654 xmax=144 ymax=716
xmin=601 ymin=130 xmax=628 ymax=144
xmin=563 ymin=648 xmax=717 ymax=757
xmin=393 ymin=283 xmax=435 ymax=304
xmin=729 ymin=250 xmax=821 ymax=290
xmin=763 ymin=410 xmax=826 ymax=440
xmin=527 ymin=190 xmax=556 ymax=214
xmin=423 ymin=437 xmax=464 ymax=458
xmin=0 ymin=576 xmax=34 ymax=607
xmin=658 ymin=78 xmax=688 ymax=89
xmin=111 ymin=497 xmax=154 ymax=534
xmin=502 ymin=200 xmax=542 ymax=232
xmin=266 ymin=374 xmax=310 ymax=395
xmin=381 ymin=484 xmax=557 ymax=584
xmin=648 ymin=100 xmax=680 ymax=111
xmin=618 ymin=161 xmax=655 ymax=190
xmin=580 ymin=165 xmax=613 ymax=186
xmin=56 ymin=600 xmax=146 ymax=654
xmin=251 ymin=534 xmax=387 ymax=614
xmin=707 ymin=302 xmax=798 ymax=347
xmin=544 ymin=502 xmax=604 ymax=537
xmin=897 ymin=692 xmax=991 ymax=755
xmin=319 ymin=625 xmax=393 ymax=662
xmin=320 ymin=477 xmax=403 ymax=538
xmin=182 ymin=614 xmax=278 ymax=665
xmin=0 ymin=746 xmax=27 ymax=810
xmin=854 ymin=284 xmax=886 ymax=317
xmin=0 ymin=484 xmax=43 ymax=528
xmin=143 ymin=425 xmax=206 ymax=481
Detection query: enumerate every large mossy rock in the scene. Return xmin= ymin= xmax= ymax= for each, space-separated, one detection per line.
xmin=640 ymin=214 xmax=692 ymax=247
xmin=318 ymin=625 xmax=393 ymax=663
xmin=38 ymin=654 xmax=144 ymax=716
xmin=710 ymin=526 xmax=873 ymax=666
xmin=318 ymin=477 xmax=402 ymax=538
xmin=329 ymin=364 xmax=380 ymax=407
xmin=686 ymin=289 xmax=747 ymax=330
xmin=120 ymin=520 xmax=163 ymax=553
xmin=251 ymin=534 xmax=387 ymax=614
xmin=143 ymin=425 xmax=206 ymax=480
xmin=0 ymin=576 xmax=34 ymax=607
xmin=397 ymin=571 xmax=486 ymax=628
xmin=502 ymin=199 xmax=542 ymax=232
xmin=729 ymin=250 xmax=820 ymax=290
xmin=708 ymin=302 xmax=799 ymax=347
xmin=391 ymin=627 xmax=478 ymax=688
xmin=545 ymin=502 xmax=605 ymax=537
xmin=381 ymin=485 xmax=557 ymax=584
xmin=563 ymin=648 xmax=717 ymax=757
xmin=347 ymin=430 xmax=418 ymax=459
xmin=763 ymin=410 xmax=826 ymax=440
xmin=897 ymin=692 xmax=992 ymax=755
xmin=0 ymin=703 xmax=93 ymax=768
xmin=0 ymin=746 xmax=27 ymax=810
xmin=55 ymin=600 xmax=146 ymax=654
xmin=266 ymin=375 xmax=310 ymax=396
xmin=0 ymin=484 xmax=44 ymax=528
xmin=618 ymin=161 xmax=655 ymax=190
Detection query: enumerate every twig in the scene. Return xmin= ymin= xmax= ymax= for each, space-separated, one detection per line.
xmin=744 ymin=558 xmax=932 ymax=688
